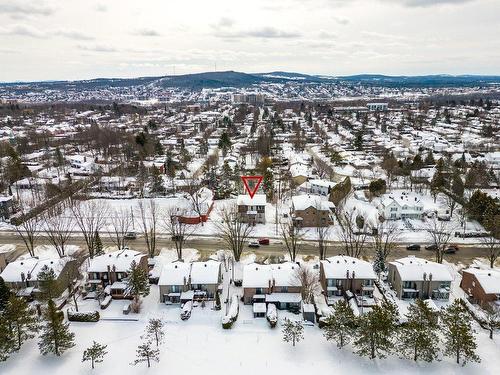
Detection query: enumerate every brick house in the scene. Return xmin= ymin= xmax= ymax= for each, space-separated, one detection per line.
xmin=388 ymin=256 xmax=453 ymax=300
xmin=237 ymin=194 xmax=266 ymax=224
xmin=86 ymin=249 xmax=148 ymax=299
xmin=460 ymin=268 xmax=500 ymax=307
xmin=320 ymin=256 xmax=376 ymax=306
xmin=291 ymin=194 xmax=334 ymax=227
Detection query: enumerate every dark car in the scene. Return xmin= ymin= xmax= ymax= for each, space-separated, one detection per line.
xmin=258 ymin=238 xmax=270 ymax=245
xmin=406 ymin=244 xmax=421 ymax=251
xmin=444 ymin=245 xmax=459 ymax=254
xmin=425 ymin=244 xmax=438 ymax=251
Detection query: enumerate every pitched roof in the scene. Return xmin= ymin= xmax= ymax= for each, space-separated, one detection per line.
xmin=389 ymin=256 xmax=453 ymax=282
xmin=321 ymin=256 xmax=376 ymax=280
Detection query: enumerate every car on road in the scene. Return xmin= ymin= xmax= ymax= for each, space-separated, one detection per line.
xmin=444 ymin=245 xmax=459 ymax=254
xmin=248 ymin=241 xmax=260 ymax=248
xmin=425 ymin=244 xmax=438 ymax=251
xmin=258 ymin=238 xmax=270 ymax=245
xmin=124 ymin=231 xmax=137 ymax=240
xmin=406 ymin=244 xmax=421 ymax=251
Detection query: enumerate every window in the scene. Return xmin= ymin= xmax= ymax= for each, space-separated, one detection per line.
xmin=255 ymin=288 xmax=263 ymax=294
xmin=403 ymin=281 xmax=416 ymax=289
xmin=280 ymin=286 xmax=288 ymax=293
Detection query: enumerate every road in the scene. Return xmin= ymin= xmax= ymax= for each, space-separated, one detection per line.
xmin=0 ymin=231 xmax=489 ymax=266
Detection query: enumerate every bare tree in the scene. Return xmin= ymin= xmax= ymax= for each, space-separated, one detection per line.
xmin=372 ymin=220 xmax=400 ymax=264
xmin=108 ymin=207 xmax=133 ymax=250
xmin=163 ymin=208 xmax=193 ymax=260
xmin=15 ymin=216 xmax=40 ymax=257
xmin=314 ymin=200 xmax=332 ymax=260
xmin=214 ymin=204 xmax=253 ymax=262
xmin=43 ymin=212 xmax=75 ymax=258
xmin=292 ymin=265 xmax=320 ymax=304
xmin=445 ymin=195 xmax=457 ymax=217
xmin=425 ymin=219 xmax=455 ymax=264
xmin=480 ymin=235 xmax=500 ymax=268
xmin=137 ymin=199 xmax=160 ymax=258
xmin=281 ymin=220 xmax=302 ymax=262
xmin=71 ymin=200 xmax=109 ymax=259
xmin=336 ymin=209 xmax=369 ymax=259
xmin=183 ymin=179 xmax=210 ymax=226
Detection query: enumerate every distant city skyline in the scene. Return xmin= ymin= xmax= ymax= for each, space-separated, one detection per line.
xmin=0 ymin=0 xmax=499 ymax=81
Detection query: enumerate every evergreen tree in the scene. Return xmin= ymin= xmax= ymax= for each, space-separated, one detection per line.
xmin=398 ymin=299 xmax=440 ymax=362
xmin=38 ymin=299 xmax=75 ymax=356
xmin=82 ymin=341 xmax=108 ymax=369
xmin=323 ymin=300 xmax=357 ymax=348
xmin=451 ymin=172 xmax=465 ymax=198
xmin=440 ymin=299 xmax=480 ymax=366
xmin=282 ymin=318 xmax=304 ymax=346
xmin=0 ymin=276 xmax=11 ymax=310
xmin=0 ymin=313 xmax=14 ymax=361
xmin=37 ymin=265 xmax=59 ymax=301
xmin=94 ymin=231 xmax=104 ymax=257
xmin=354 ymin=300 xmax=399 ymax=359
xmin=4 ymin=295 xmax=39 ymax=350
xmin=143 ymin=318 xmax=165 ymax=347
xmin=126 ymin=260 xmax=150 ymax=312
xmin=150 ymin=167 xmax=165 ymax=196
xmin=425 ymin=150 xmax=435 ymax=165
xmin=373 ymin=248 xmax=386 ymax=275
xmin=132 ymin=341 xmax=160 ymax=368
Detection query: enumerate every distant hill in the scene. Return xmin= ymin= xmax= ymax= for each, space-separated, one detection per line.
xmin=1 ymin=70 xmax=500 ymax=91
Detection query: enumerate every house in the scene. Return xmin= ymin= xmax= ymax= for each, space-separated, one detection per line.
xmin=367 ymin=102 xmax=388 ymax=111
xmin=300 ymin=179 xmax=336 ymax=196
xmin=460 ymin=268 xmax=500 ymax=307
xmin=291 ymin=195 xmax=334 ymax=227
xmin=243 ymin=262 xmax=302 ymax=311
xmin=86 ymin=249 xmax=148 ymax=299
xmin=189 ymin=260 xmax=222 ymax=299
xmin=158 ymin=262 xmax=191 ymax=303
xmin=237 ymin=194 xmax=266 ymax=224
xmin=388 ymin=256 xmax=453 ymax=300
xmin=320 ymin=256 xmax=376 ymax=306
xmin=0 ymin=256 xmax=77 ymax=299
xmin=378 ymin=192 xmax=424 ymax=220
xmin=0 ymin=196 xmax=13 ymax=220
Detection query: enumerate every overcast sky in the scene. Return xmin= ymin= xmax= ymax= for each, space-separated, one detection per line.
xmin=0 ymin=0 xmax=499 ymax=81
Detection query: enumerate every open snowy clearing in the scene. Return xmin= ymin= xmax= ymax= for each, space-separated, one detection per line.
xmin=1 ymin=283 xmax=499 ymax=375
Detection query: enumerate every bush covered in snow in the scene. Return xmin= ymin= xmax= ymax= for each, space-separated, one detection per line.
xmin=67 ymin=310 xmax=100 ymax=322
xmin=222 ymin=294 xmax=239 ymax=329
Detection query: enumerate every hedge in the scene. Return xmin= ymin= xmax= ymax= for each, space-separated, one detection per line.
xmin=68 ymin=310 xmax=100 ymax=322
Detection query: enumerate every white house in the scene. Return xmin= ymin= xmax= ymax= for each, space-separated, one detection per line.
xmin=378 ymin=192 xmax=424 ymax=220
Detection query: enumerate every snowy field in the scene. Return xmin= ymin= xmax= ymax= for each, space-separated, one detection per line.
xmin=1 ymin=284 xmax=499 ymax=375
xmin=1 ymin=249 xmax=499 ymax=375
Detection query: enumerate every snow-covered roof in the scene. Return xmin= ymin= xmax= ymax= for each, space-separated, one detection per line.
xmin=270 ymin=262 xmax=301 ymax=287
xmin=243 ymin=263 xmax=272 ymax=288
xmin=321 ymin=256 xmax=376 ymax=280
xmin=87 ymin=249 xmax=146 ymax=273
xmin=389 ymin=256 xmax=453 ymax=282
xmin=190 ymin=260 xmax=221 ymax=284
xmin=0 ymin=256 xmax=70 ymax=283
xmin=292 ymin=194 xmax=334 ymax=211
xmin=237 ymin=194 xmax=266 ymax=206
xmin=158 ymin=261 xmax=191 ymax=286
xmin=463 ymin=268 xmax=500 ymax=294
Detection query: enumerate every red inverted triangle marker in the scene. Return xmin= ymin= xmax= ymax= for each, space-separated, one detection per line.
xmin=241 ymin=175 xmax=263 ymax=199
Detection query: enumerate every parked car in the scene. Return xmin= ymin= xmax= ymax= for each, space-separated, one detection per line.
xmin=124 ymin=231 xmax=137 ymax=240
xmin=181 ymin=301 xmax=192 ymax=320
xmin=425 ymin=244 xmax=438 ymax=251
xmin=444 ymin=245 xmax=459 ymax=254
xmin=258 ymin=238 xmax=270 ymax=245
xmin=248 ymin=241 xmax=260 ymax=248
xmin=406 ymin=244 xmax=421 ymax=251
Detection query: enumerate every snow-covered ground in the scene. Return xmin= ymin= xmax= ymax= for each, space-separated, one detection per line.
xmin=1 ymin=253 xmax=499 ymax=375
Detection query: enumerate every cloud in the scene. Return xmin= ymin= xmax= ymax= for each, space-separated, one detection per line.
xmin=77 ymin=44 xmax=118 ymax=53
xmin=384 ymin=0 xmax=475 ymax=6
xmin=0 ymin=1 xmax=54 ymax=16
xmin=0 ymin=24 xmax=46 ymax=38
xmin=211 ymin=17 xmax=301 ymax=40
xmin=94 ymin=3 xmax=107 ymax=12
xmin=54 ymin=30 xmax=94 ymax=41
xmin=132 ymin=28 xmax=162 ymax=37
xmin=318 ymin=31 xmax=338 ymax=39
xmin=333 ymin=16 xmax=349 ymax=25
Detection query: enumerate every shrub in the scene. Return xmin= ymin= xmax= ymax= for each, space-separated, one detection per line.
xmin=67 ymin=310 xmax=100 ymax=322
